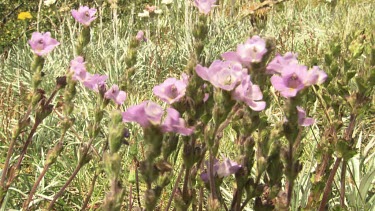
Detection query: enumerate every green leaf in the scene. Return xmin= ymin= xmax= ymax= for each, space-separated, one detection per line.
xmin=355 ymin=77 xmax=368 ymax=94
xmin=359 ymin=168 xmax=375 ymax=202
xmin=346 ymin=71 xmax=356 ymax=82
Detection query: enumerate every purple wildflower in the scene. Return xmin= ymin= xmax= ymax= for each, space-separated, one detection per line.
xmin=28 ymin=32 xmax=60 ymax=56
xmin=200 ymin=158 xmax=241 ymax=183
xmin=232 ymin=75 xmax=266 ymax=111
xmin=306 ymin=66 xmax=327 ymax=86
xmin=136 ymin=30 xmax=146 ymax=42
xmin=297 ymin=106 xmax=315 ymax=126
xmin=70 ymin=56 xmax=88 ymax=81
xmin=71 ymin=6 xmax=97 ymax=26
xmin=196 ymin=60 xmax=246 ymax=91
xmin=153 ymin=78 xmax=187 ymax=104
xmin=104 ymin=85 xmax=127 ymax=105
xmin=266 ymin=52 xmax=298 ymax=74
xmin=82 ymin=74 xmax=108 ymax=92
xmin=194 ymin=0 xmax=217 ymax=15
xmin=222 ymin=36 xmax=267 ymax=66
xmin=216 ymin=158 xmax=242 ymax=178
xmin=161 ymin=108 xmax=194 ymax=136
xmin=122 ymin=101 xmax=163 ymax=128
xmin=270 ymin=64 xmax=309 ymax=98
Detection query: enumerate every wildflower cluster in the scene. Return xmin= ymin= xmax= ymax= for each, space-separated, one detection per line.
xmin=4 ymin=2 xmax=372 ymax=211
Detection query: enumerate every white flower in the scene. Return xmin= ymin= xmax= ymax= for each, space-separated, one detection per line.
xmin=44 ymin=0 xmax=56 ymax=6
xmin=138 ymin=10 xmax=150 ymax=17
xmin=162 ymin=0 xmax=173 ymax=4
xmin=154 ymin=9 xmax=163 ymax=14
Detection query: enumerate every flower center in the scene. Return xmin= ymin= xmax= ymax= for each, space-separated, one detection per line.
xmin=169 ymin=85 xmax=179 ymax=99
xmin=224 ymin=75 xmax=233 ymax=85
xmin=287 ymin=73 xmax=301 ymax=89
xmin=35 ymin=39 xmax=45 ymax=50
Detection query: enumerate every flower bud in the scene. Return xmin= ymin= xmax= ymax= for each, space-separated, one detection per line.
xmin=104 ymin=152 xmax=122 ymax=178
xmin=31 ymin=89 xmax=45 ymax=107
xmin=31 ymin=55 xmax=45 ymax=73
xmin=32 ymin=71 xmax=43 ymax=90
xmin=79 ymin=145 xmax=93 ymax=166
xmin=46 ymin=142 xmax=63 ymax=165
xmin=56 ymin=76 xmax=67 ymax=89
xmin=61 ymin=117 xmax=75 ymax=131
xmin=35 ymin=103 xmax=53 ymax=123
xmin=108 ymin=111 xmax=127 ymax=153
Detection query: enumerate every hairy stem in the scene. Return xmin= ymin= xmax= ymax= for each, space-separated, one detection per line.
xmin=47 ymin=137 xmax=95 ymax=210
xmin=13 ymin=122 xmax=39 ymax=175
xmin=165 ymin=165 xmax=184 ymax=211
xmin=340 ymin=161 xmax=346 ymax=207
xmin=208 ymin=149 xmax=217 ymax=201
xmin=23 ymin=130 xmax=67 ymax=210
xmin=135 ymin=160 xmax=142 ymax=208
xmin=318 ymin=157 xmax=342 ymax=211
xmin=23 ymin=163 xmax=50 ymax=210
xmin=81 ymin=172 xmax=99 ymax=211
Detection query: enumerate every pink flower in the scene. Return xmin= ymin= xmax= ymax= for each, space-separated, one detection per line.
xmin=161 ymin=108 xmax=194 ymax=136
xmin=194 ymin=0 xmax=217 ymax=14
xmin=270 ymin=63 xmax=328 ymax=98
xmin=216 ymin=158 xmax=242 ymax=178
xmin=82 ymin=74 xmax=108 ymax=92
xmin=196 ymin=60 xmax=246 ymax=91
xmin=200 ymin=158 xmax=241 ymax=183
xmin=297 ymin=106 xmax=315 ymax=126
xmin=270 ymin=64 xmax=309 ymax=98
xmin=28 ymin=32 xmax=60 ymax=56
xmin=71 ymin=6 xmax=97 ymax=26
xmin=306 ymin=66 xmax=327 ymax=86
xmin=153 ymin=78 xmax=187 ymax=104
xmin=266 ymin=52 xmax=298 ymax=74
xmin=232 ymin=75 xmax=266 ymax=111
xmin=136 ymin=30 xmax=146 ymax=42
xmin=222 ymin=36 xmax=267 ymax=66
xmin=70 ymin=56 xmax=88 ymax=81
xmin=104 ymin=85 xmax=127 ymax=105
xmin=122 ymin=101 xmax=164 ymax=128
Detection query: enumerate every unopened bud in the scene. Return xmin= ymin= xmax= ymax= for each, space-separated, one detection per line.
xmin=46 ymin=142 xmax=63 ymax=165
xmin=56 ymin=76 xmax=67 ymax=89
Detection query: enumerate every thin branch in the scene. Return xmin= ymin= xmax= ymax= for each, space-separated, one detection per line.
xmin=81 ymin=173 xmax=99 ymax=211
xmin=165 ymin=165 xmax=184 ymax=211
xmin=340 ymin=161 xmax=346 ymax=207
xmin=318 ymin=157 xmax=342 ymax=211
xmin=47 ymin=136 xmax=96 ymax=210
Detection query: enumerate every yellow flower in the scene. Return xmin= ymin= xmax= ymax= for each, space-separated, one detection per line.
xmin=18 ymin=12 xmax=32 ymax=20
